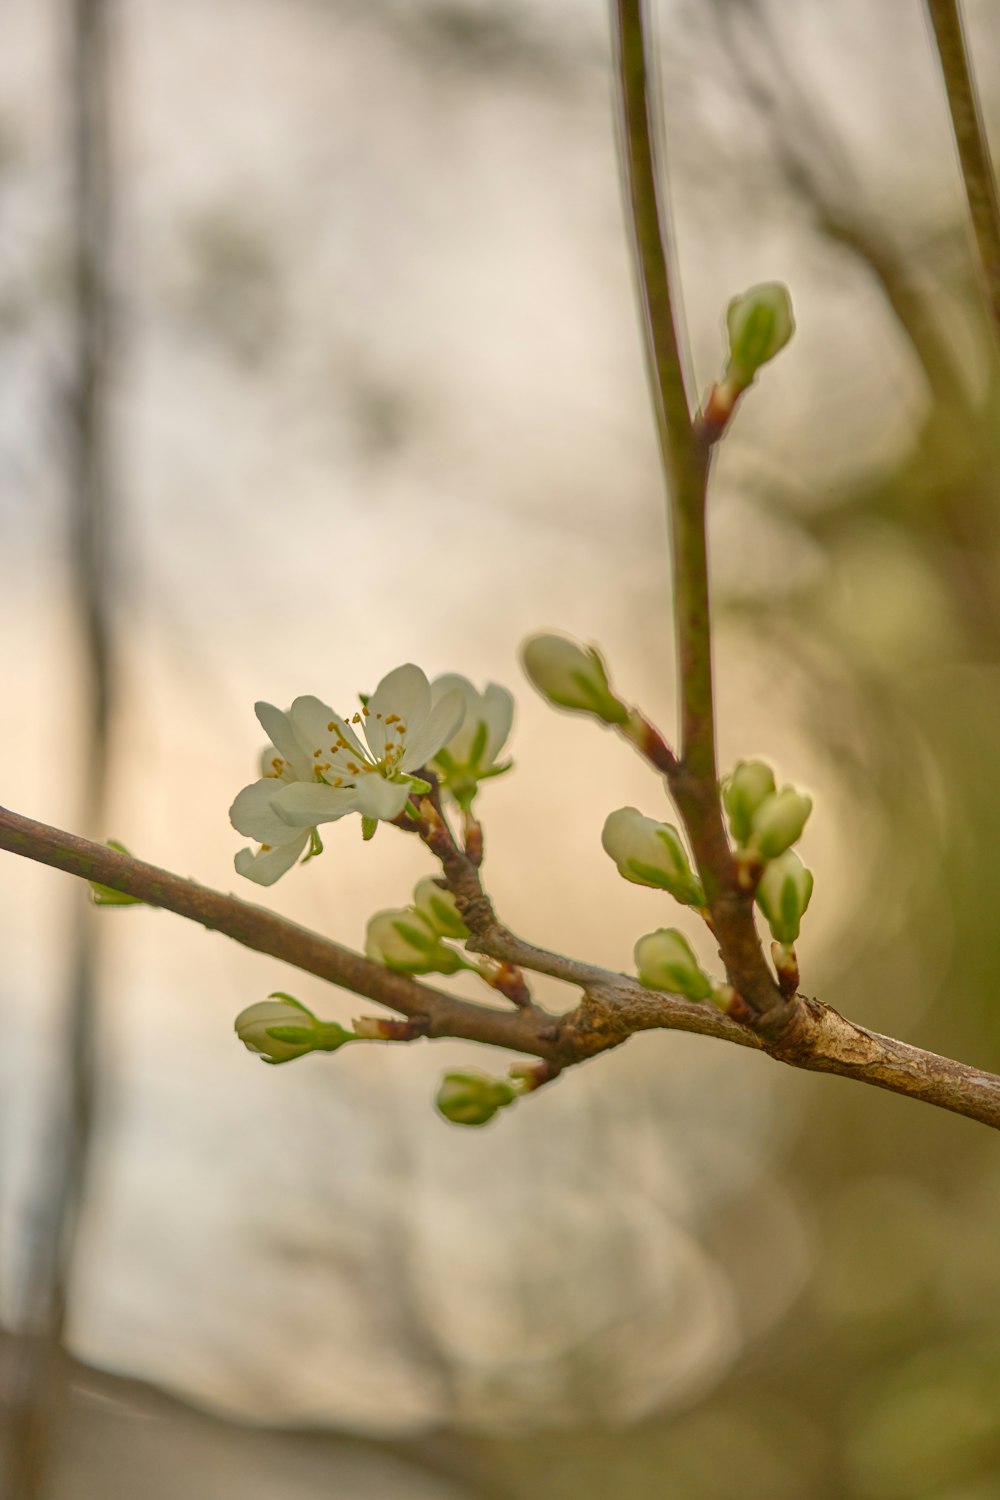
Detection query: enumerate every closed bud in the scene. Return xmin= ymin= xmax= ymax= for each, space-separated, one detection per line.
xmin=365 ymin=907 xmax=467 ymax=975
xmin=725 ymin=282 xmax=795 ymax=388
xmin=722 ymin=759 xmax=776 ymax=846
xmin=634 ymin=928 xmax=714 ymax=1002
xmin=601 ymin=807 xmax=705 ymax=906
xmin=521 ymin=634 xmax=629 ymax=725
xmin=436 ymin=1070 xmax=516 ymax=1127
xmin=412 ymin=877 xmax=470 ymax=940
xmin=756 ymin=849 xmax=814 ymax=945
xmin=235 ymin=993 xmax=353 ymax=1065
xmin=750 ymin=787 xmax=812 ymax=859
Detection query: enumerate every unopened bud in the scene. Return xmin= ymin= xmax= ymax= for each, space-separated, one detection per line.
xmin=722 ymin=760 xmax=776 ymax=846
xmin=412 ymin=877 xmax=470 ymax=940
xmin=436 ymin=1069 xmax=516 ymax=1127
xmin=634 ymin=928 xmax=714 ymax=1002
xmin=756 ymin=849 xmax=814 ymax=945
xmin=365 ymin=908 xmax=467 ymax=975
xmin=521 ymin=634 xmax=629 ymax=726
xmin=601 ymin=807 xmax=704 ymax=906
xmin=725 ymin=282 xmax=795 ymax=388
xmin=750 ymin=787 xmax=812 ymax=860
xmin=235 ymin=994 xmax=353 ymax=1065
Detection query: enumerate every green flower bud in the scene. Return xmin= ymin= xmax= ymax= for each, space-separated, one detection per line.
xmin=722 ymin=759 xmax=777 ymax=846
xmin=412 ymin=877 xmax=470 ymax=940
xmin=725 ymin=282 xmax=795 ymax=387
xmin=521 ymin=634 xmax=629 ymax=726
xmin=365 ymin=908 xmax=467 ymax=975
xmin=750 ymin=787 xmax=813 ymax=860
xmin=601 ymin=807 xmax=705 ymax=906
xmin=436 ymin=1070 xmax=517 ymax=1127
xmin=235 ymin=994 xmax=353 ymax=1065
xmin=634 ymin=928 xmax=714 ymax=1001
xmin=756 ymin=850 xmax=814 ymax=945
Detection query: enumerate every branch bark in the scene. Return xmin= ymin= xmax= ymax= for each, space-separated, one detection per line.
xmin=4 ymin=805 xmax=1000 ymax=1130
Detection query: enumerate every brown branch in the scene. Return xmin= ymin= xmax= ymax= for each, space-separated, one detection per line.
xmin=0 ymin=806 xmax=552 ymax=1060
xmin=925 ymin=0 xmax=1000 ymax=346
xmin=5 ymin=805 xmax=1000 ymax=1129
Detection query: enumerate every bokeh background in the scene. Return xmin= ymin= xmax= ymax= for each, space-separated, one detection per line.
xmin=3 ymin=0 xmax=1000 ymax=1495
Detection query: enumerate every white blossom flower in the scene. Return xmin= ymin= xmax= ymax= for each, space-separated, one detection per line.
xmin=229 ymin=697 xmax=360 ymax=885
xmin=272 ymin=664 xmax=465 ymax=828
xmin=428 ymin=674 xmax=514 ymax=804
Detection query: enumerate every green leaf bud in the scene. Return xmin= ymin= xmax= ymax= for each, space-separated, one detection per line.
xmin=521 ymin=634 xmax=629 ymax=726
xmin=750 ymin=787 xmax=813 ymax=860
xmin=756 ymin=850 xmax=814 ymax=945
xmin=722 ymin=759 xmax=777 ymax=846
xmin=412 ymin=876 xmax=470 ymax=940
xmin=601 ymin=807 xmax=705 ymax=906
xmin=725 ymin=282 xmax=795 ymax=388
xmin=365 ymin=907 xmax=467 ymax=975
xmin=235 ymin=993 xmax=353 ymax=1065
xmin=634 ymin=928 xmax=714 ymax=1001
xmin=436 ymin=1069 xmax=517 ymax=1127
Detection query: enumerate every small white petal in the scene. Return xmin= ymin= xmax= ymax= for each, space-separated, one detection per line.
xmin=230 ymin=779 xmax=308 ymax=845
xmin=479 ymin=682 xmax=514 ymax=763
xmin=402 ymin=687 xmax=465 ymax=770
xmin=271 ymin=781 xmax=361 ymax=828
xmin=255 ymin=702 xmax=312 ymax=781
xmin=234 ymin=835 xmax=309 ymax=886
xmin=352 ymin=775 xmax=413 ymax=821
xmin=367 ymin=665 xmax=431 ymax=759
xmin=291 ymin=695 xmax=367 ymax=762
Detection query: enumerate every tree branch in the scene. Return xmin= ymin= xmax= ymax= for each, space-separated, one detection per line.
xmin=925 ymin=0 xmax=1000 ymax=346
xmin=611 ymin=0 xmax=793 ymax=1029
xmin=5 ymin=805 xmax=1000 ymax=1129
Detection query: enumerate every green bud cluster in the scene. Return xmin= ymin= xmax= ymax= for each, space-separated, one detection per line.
xmin=634 ymin=928 xmax=715 ymax=1002
xmin=602 ymin=807 xmax=705 ymax=907
xmin=436 ymin=1069 xmax=518 ymax=1126
xmin=725 ymin=283 xmax=795 ymax=390
xmin=365 ymin=877 xmax=471 ymax=976
xmin=235 ymin=993 xmax=354 ymax=1065
xmin=722 ymin=759 xmax=815 ymax=947
xmin=521 ymin=634 xmax=629 ymax=726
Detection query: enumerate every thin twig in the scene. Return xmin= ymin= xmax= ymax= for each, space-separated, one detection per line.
xmin=925 ymin=0 xmax=1000 ymax=345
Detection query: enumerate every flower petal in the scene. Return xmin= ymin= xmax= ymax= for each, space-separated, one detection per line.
xmin=402 ymin=686 xmax=465 ymax=770
xmin=366 ymin=664 xmax=431 ymax=761
xmin=271 ymin=781 xmax=361 ymax=828
xmin=230 ymin=779 xmax=308 ymax=844
xmin=480 ymin=683 xmax=515 ymax=763
xmin=352 ymin=775 xmax=413 ymax=821
xmin=234 ymin=834 xmax=309 ymax=886
xmin=291 ymin=695 xmax=367 ymax=762
xmin=255 ymin=702 xmax=312 ymax=781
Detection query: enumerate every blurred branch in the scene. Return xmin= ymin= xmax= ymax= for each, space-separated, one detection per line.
xmin=708 ymin=0 xmax=964 ymax=406
xmin=925 ymin=0 xmax=1000 ymax=345
xmin=4 ymin=1 xmax=115 ymax=1494
xmin=5 ymin=807 xmax=1000 ymax=1129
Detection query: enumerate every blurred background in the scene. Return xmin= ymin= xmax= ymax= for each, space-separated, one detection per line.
xmin=3 ymin=0 xmax=1000 ymax=1494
